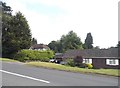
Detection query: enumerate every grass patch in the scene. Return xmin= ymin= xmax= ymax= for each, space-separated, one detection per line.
xmin=26 ymin=62 xmax=120 ymax=77
xmin=0 ymin=58 xmax=19 ymax=62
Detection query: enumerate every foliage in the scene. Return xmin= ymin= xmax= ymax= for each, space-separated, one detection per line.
xmin=74 ymin=56 xmax=83 ymax=67
xmin=14 ymin=50 xmax=54 ymax=62
xmin=66 ymin=59 xmax=75 ymax=67
xmin=84 ymin=33 xmax=93 ymax=49
xmin=85 ymin=63 xmax=93 ymax=69
xmin=48 ymin=31 xmax=83 ymax=53
xmin=65 ymin=57 xmax=88 ymax=68
xmin=1 ymin=2 xmax=12 ymax=15
xmin=2 ymin=2 xmax=32 ymax=58
xmin=48 ymin=40 xmax=62 ymax=53
xmin=60 ymin=31 xmax=83 ymax=52
xmin=65 ymin=57 xmax=93 ymax=69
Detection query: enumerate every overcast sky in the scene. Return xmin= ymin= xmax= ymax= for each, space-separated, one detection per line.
xmin=3 ymin=0 xmax=119 ymax=48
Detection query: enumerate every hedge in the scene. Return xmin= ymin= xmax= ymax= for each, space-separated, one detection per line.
xmin=14 ymin=49 xmax=54 ymax=62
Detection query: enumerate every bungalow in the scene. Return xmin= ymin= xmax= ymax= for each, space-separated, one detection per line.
xmin=55 ymin=47 xmax=120 ymax=69
xmin=30 ymin=44 xmax=50 ymax=51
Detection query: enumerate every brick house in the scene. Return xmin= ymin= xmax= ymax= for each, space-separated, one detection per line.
xmin=55 ymin=47 xmax=120 ymax=69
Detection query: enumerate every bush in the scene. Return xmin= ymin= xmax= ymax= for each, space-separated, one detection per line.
xmin=74 ymin=56 xmax=83 ymax=67
xmin=14 ymin=49 xmax=54 ymax=62
xmin=66 ymin=59 xmax=75 ymax=67
xmin=85 ymin=63 xmax=93 ymax=69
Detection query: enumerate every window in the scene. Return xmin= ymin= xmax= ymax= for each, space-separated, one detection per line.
xmin=106 ymin=59 xmax=119 ymax=66
xmin=83 ymin=59 xmax=92 ymax=64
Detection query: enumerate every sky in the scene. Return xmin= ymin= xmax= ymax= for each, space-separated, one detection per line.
xmin=2 ymin=0 xmax=119 ymax=48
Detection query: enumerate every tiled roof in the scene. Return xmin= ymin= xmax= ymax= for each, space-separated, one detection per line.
xmin=30 ymin=44 xmax=50 ymax=50
xmin=63 ymin=48 xmax=119 ymax=59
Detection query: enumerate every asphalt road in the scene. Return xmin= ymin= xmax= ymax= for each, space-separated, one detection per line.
xmin=1 ymin=61 xmax=119 ymax=86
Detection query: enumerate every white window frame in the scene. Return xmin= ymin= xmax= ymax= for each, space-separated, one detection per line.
xmin=106 ymin=59 xmax=119 ymax=66
xmin=83 ymin=58 xmax=92 ymax=64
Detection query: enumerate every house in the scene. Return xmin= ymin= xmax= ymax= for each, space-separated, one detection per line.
xmin=30 ymin=44 xmax=50 ymax=51
xmin=55 ymin=47 xmax=120 ymax=69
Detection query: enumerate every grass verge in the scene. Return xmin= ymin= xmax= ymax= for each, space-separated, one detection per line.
xmin=0 ymin=58 xmax=19 ymax=62
xmin=26 ymin=62 xmax=120 ymax=77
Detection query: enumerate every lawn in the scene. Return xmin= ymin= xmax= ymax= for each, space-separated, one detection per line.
xmin=26 ymin=61 xmax=120 ymax=77
xmin=1 ymin=58 xmax=119 ymax=77
xmin=0 ymin=58 xmax=19 ymax=62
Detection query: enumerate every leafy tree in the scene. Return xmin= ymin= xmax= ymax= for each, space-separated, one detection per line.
xmin=74 ymin=56 xmax=83 ymax=66
xmin=48 ymin=31 xmax=83 ymax=53
xmin=60 ymin=31 xmax=83 ymax=52
xmin=12 ymin=12 xmax=32 ymax=49
xmin=2 ymin=2 xmax=32 ymax=58
xmin=84 ymin=33 xmax=93 ymax=49
xmin=32 ymin=38 xmax=37 ymax=45
xmin=2 ymin=2 xmax=13 ymax=57
xmin=48 ymin=40 xmax=62 ymax=53
xmin=1 ymin=2 xmax=12 ymax=15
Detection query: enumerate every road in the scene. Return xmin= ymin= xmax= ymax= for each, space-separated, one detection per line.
xmin=1 ymin=61 xmax=119 ymax=86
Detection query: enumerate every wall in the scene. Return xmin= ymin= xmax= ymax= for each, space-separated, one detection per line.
xmin=92 ymin=58 xmax=119 ymax=69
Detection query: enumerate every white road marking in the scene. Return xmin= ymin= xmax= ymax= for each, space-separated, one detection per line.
xmin=0 ymin=70 xmax=50 ymax=84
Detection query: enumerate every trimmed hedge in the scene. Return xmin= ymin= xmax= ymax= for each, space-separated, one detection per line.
xmin=14 ymin=49 xmax=54 ymax=62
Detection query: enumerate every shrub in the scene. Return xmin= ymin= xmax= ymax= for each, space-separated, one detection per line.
xmin=14 ymin=51 xmax=27 ymax=62
xmin=14 ymin=49 xmax=54 ymax=62
xmin=66 ymin=59 xmax=75 ymax=67
xmin=23 ymin=57 xmax=30 ymax=61
xmin=74 ymin=56 xmax=83 ymax=66
xmin=85 ymin=63 xmax=93 ymax=69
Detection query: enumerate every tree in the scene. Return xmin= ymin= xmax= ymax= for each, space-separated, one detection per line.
xmin=48 ymin=30 xmax=83 ymax=53
xmin=74 ymin=56 xmax=83 ymax=66
xmin=12 ymin=12 xmax=32 ymax=49
xmin=2 ymin=2 xmax=32 ymax=58
xmin=60 ymin=31 xmax=83 ymax=52
xmin=48 ymin=40 xmax=62 ymax=53
xmin=2 ymin=1 xmax=13 ymax=58
xmin=84 ymin=33 xmax=93 ymax=49
xmin=32 ymin=38 xmax=37 ymax=45
xmin=1 ymin=2 xmax=12 ymax=15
